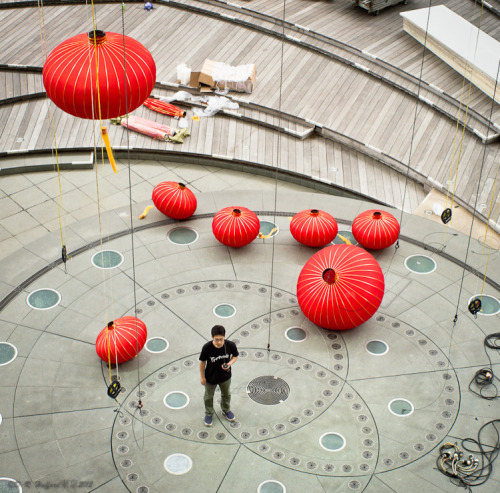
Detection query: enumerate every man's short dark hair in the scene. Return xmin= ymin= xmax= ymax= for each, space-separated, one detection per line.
xmin=211 ymin=325 xmax=226 ymax=337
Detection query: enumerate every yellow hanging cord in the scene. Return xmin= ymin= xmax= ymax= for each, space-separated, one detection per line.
xmin=89 ymin=0 xmax=116 ymax=386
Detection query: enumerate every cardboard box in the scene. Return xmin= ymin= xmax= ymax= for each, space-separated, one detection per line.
xmin=198 ymin=59 xmax=256 ymax=93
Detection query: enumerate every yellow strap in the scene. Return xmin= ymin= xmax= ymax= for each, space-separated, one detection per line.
xmin=139 ymin=205 xmax=153 ymax=219
xmin=337 ymin=234 xmax=352 ymax=245
xmin=258 ymin=228 xmax=277 ymax=239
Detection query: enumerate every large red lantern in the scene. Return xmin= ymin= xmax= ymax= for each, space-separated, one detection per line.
xmin=43 ymin=30 xmax=156 ymax=120
xmin=290 ymin=209 xmax=338 ymax=247
xmin=152 ymin=182 xmax=197 ymax=220
xmin=212 ymin=206 xmax=260 ymax=248
xmin=352 ymin=210 xmax=400 ymax=250
xmin=297 ymin=244 xmax=384 ymax=330
xmin=96 ymin=316 xmax=147 ymax=364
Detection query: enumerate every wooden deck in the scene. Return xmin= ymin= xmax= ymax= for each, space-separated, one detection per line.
xmin=0 ymin=0 xmax=498 ymax=228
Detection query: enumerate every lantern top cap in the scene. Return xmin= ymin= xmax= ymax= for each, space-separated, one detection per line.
xmin=232 ymin=208 xmax=241 ymax=216
xmin=178 ymin=182 xmax=186 ymax=189
xmin=372 ymin=211 xmax=382 ymax=219
xmin=322 ymin=268 xmax=336 ymax=285
xmin=88 ymin=30 xmax=107 ymax=45
xmin=310 ymin=209 xmax=320 ymax=216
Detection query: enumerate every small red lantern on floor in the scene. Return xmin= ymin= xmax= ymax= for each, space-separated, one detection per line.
xmin=212 ymin=206 xmax=260 ymax=248
xmin=43 ymin=30 xmax=156 ymax=120
xmin=96 ymin=316 xmax=147 ymax=364
xmin=352 ymin=209 xmax=400 ymax=249
xmin=297 ymin=244 xmax=384 ymax=330
xmin=290 ymin=209 xmax=338 ymax=247
xmin=152 ymin=182 xmax=197 ymax=220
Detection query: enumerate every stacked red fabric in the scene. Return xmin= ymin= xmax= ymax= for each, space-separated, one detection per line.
xmin=212 ymin=207 xmax=260 ymax=247
xmin=96 ymin=316 xmax=147 ymax=364
xmin=352 ymin=210 xmax=400 ymax=249
xmin=297 ymin=244 xmax=385 ymax=330
xmin=43 ymin=30 xmax=156 ymax=119
xmin=290 ymin=209 xmax=338 ymax=247
xmin=152 ymin=182 xmax=197 ymax=220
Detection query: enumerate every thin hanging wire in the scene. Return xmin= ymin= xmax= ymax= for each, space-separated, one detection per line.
xmin=454 ymin=60 xmax=500 ymax=322
xmin=121 ymin=3 xmax=144 ymax=450
xmin=266 ymin=0 xmax=287 ymax=356
xmin=398 ymin=0 xmax=433 ymax=230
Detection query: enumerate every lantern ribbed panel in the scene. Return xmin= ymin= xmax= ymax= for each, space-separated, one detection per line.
xmin=290 ymin=209 xmax=338 ymax=247
xmin=212 ymin=207 xmax=260 ymax=248
xmin=96 ymin=316 xmax=147 ymax=364
xmin=352 ymin=210 xmax=400 ymax=250
xmin=297 ymin=245 xmax=385 ymax=330
xmin=152 ymin=182 xmax=197 ymax=220
xmin=43 ymin=32 xmax=156 ymax=119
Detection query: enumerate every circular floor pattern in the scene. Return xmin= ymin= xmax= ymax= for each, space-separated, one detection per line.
xmin=26 ymin=288 xmax=61 ymax=310
xmin=91 ymin=250 xmax=124 ymax=269
xmin=467 ymin=294 xmax=500 ymax=316
xmin=163 ymin=454 xmax=192 ymax=475
xmin=258 ymin=480 xmax=286 ymax=493
xmin=259 ymin=220 xmax=279 ymax=238
xmin=167 ymin=227 xmax=198 ymax=245
xmin=145 ymin=337 xmax=169 ymax=353
xmin=285 ymin=327 xmax=308 ymax=342
xmin=0 ymin=342 xmax=17 ymax=366
xmin=213 ymin=303 xmax=236 ymax=318
xmin=108 ymin=281 xmax=460 ymax=486
xmin=404 ymin=255 xmax=437 ymax=274
xmin=0 ymin=478 xmax=22 ymax=492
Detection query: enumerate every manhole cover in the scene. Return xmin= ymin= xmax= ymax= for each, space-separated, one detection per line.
xmin=247 ymin=376 xmax=290 ymax=405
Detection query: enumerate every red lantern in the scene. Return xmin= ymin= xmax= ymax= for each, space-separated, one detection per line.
xmin=297 ymin=244 xmax=384 ymax=330
xmin=212 ymin=207 xmax=260 ymax=248
xmin=352 ymin=210 xmax=400 ymax=250
xmin=152 ymin=182 xmax=197 ymax=220
xmin=96 ymin=316 xmax=147 ymax=364
xmin=290 ymin=209 xmax=338 ymax=247
xmin=43 ymin=30 xmax=156 ymax=120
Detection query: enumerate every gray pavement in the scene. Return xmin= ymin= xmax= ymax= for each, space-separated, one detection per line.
xmin=0 ymin=160 xmax=499 ymax=493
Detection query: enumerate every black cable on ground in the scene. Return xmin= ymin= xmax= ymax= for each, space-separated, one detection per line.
xmin=436 ymin=420 xmax=500 ymax=491
xmin=469 ymin=333 xmax=500 ymax=400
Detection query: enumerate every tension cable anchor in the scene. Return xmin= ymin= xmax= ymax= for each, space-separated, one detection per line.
xmin=441 ymin=208 xmax=452 ymax=224
xmin=107 ymin=380 xmax=121 ymax=399
xmin=61 ymin=245 xmax=70 ymax=272
xmin=468 ymin=298 xmax=481 ymax=317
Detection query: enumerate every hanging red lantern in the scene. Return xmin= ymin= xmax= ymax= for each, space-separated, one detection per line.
xmin=212 ymin=206 xmax=260 ymax=248
xmin=297 ymin=244 xmax=384 ymax=330
xmin=43 ymin=30 xmax=156 ymax=120
xmin=290 ymin=209 xmax=338 ymax=247
xmin=96 ymin=316 xmax=147 ymax=364
xmin=152 ymin=182 xmax=197 ymax=220
xmin=352 ymin=209 xmax=400 ymax=250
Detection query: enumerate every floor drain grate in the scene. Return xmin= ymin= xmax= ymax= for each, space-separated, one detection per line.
xmin=247 ymin=376 xmax=290 ymax=405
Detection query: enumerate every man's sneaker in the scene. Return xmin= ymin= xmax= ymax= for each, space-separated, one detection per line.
xmin=221 ymin=410 xmax=235 ymax=422
xmin=204 ymin=415 xmax=213 ymax=427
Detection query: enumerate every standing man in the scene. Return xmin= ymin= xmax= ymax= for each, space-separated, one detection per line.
xmin=199 ymin=325 xmax=239 ymax=427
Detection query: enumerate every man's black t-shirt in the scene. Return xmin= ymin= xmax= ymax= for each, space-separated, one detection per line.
xmin=199 ymin=340 xmax=239 ymax=384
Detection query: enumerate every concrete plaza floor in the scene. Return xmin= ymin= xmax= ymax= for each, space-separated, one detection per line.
xmin=0 ymin=160 xmax=499 ymax=493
